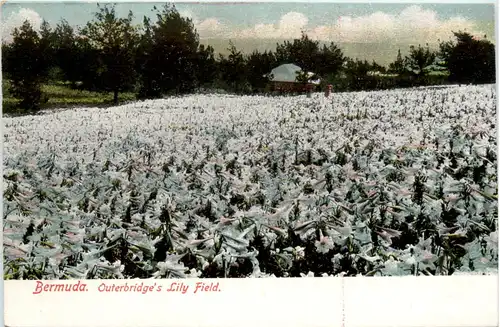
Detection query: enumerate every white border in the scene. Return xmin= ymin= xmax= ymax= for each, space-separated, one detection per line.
xmin=3 ymin=276 xmax=498 ymax=327
xmin=2 ymin=1 xmax=499 ymax=327
xmin=1 ymin=0 xmax=498 ymax=3
xmin=4 ymin=278 xmax=345 ymax=327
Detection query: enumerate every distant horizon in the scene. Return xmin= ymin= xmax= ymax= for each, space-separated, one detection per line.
xmin=202 ymin=37 xmax=492 ymax=66
xmin=2 ymin=2 xmax=495 ymax=66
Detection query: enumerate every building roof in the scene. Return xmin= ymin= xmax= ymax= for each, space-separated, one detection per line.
xmin=268 ymin=63 xmax=320 ymax=84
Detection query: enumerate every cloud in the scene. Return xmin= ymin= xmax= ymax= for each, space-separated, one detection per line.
xmin=1 ymin=6 xmax=486 ymax=46
xmin=238 ymin=12 xmax=309 ymax=39
xmin=179 ymin=9 xmax=195 ymax=21
xmin=180 ymin=11 xmax=228 ymax=38
xmin=196 ymin=18 xmax=226 ymax=38
xmin=191 ymin=5 xmax=486 ymax=44
xmin=2 ymin=8 xmax=43 ymax=42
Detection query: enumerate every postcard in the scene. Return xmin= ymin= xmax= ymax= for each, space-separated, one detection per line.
xmin=2 ymin=1 xmax=498 ymax=326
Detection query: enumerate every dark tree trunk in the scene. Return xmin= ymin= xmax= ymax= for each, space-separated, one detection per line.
xmin=113 ymin=90 xmax=119 ymax=104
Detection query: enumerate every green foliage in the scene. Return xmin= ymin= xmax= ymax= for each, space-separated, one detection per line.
xmin=275 ymin=32 xmax=345 ymax=78
xmin=4 ymin=20 xmax=49 ymax=111
xmin=196 ymin=44 xmax=218 ymax=88
xmin=441 ymin=32 xmax=495 ymax=84
xmin=80 ymin=4 xmax=139 ymax=104
xmin=343 ymin=59 xmax=372 ymax=91
xmin=1 ymin=5 xmax=496 ymax=109
xmin=218 ymin=41 xmax=250 ymax=93
xmin=137 ymin=4 xmax=201 ymax=97
xmin=135 ymin=16 xmax=158 ymax=98
xmin=275 ymin=32 xmax=320 ymax=71
xmin=52 ymin=20 xmax=82 ymax=86
xmin=3 ymin=80 xmax=135 ymax=114
xmin=405 ymin=44 xmax=436 ymax=77
xmin=295 ymin=70 xmax=310 ymax=84
xmin=39 ymin=20 xmax=55 ymax=78
xmin=322 ymin=72 xmax=449 ymax=93
xmin=388 ymin=49 xmax=406 ymax=74
xmin=244 ymin=50 xmax=276 ymax=93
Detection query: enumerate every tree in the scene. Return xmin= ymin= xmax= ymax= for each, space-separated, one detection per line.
xmin=139 ymin=4 xmax=200 ymax=96
xmin=441 ymin=32 xmax=495 ymax=84
xmin=370 ymin=60 xmax=386 ymax=74
xmin=405 ymin=44 xmax=436 ymax=77
xmin=52 ymin=19 xmax=82 ymax=86
xmin=245 ymin=50 xmax=276 ymax=93
xmin=275 ymin=32 xmax=320 ymax=72
xmin=315 ymin=42 xmax=345 ymax=77
xmin=295 ymin=70 xmax=311 ymax=84
xmin=437 ymin=39 xmax=454 ymax=66
xmin=388 ymin=49 xmax=406 ymax=74
xmin=5 ymin=20 xmax=47 ymax=110
xmin=80 ymin=4 xmax=138 ymax=104
xmin=195 ymin=44 xmax=217 ymax=88
xmin=39 ymin=20 xmax=55 ymax=79
xmin=2 ymin=42 xmax=14 ymax=79
xmin=343 ymin=59 xmax=373 ymax=91
xmin=135 ymin=16 xmax=159 ymax=98
xmin=218 ymin=41 xmax=249 ymax=93
xmin=275 ymin=33 xmax=344 ymax=80
xmin=76 ymin=36 xmax=103 ymax=91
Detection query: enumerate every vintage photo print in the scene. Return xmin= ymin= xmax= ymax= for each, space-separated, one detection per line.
xmin=2 ymin=1 xmax=498 ymax=326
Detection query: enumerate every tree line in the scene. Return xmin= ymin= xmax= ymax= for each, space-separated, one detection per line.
xmin=2 ymin=3 xmax=496 ymax=111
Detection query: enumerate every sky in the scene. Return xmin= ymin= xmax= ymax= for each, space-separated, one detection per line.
xmin=1 ymin=2 xmax=496 ymax=64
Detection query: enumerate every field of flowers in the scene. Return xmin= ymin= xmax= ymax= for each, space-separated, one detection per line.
xmin=3 ymin=85 xmax=498 ymax=279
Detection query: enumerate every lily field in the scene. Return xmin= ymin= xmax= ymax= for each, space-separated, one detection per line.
xmin=3 ymin=85 xmax=498 ymax=279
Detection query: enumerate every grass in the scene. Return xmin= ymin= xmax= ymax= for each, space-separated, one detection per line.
xmin=2 ymin=80 xmax=136 ymax=114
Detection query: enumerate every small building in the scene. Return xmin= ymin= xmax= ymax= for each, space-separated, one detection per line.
xmin=266 ymin=63 xmax=320 ymax=94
